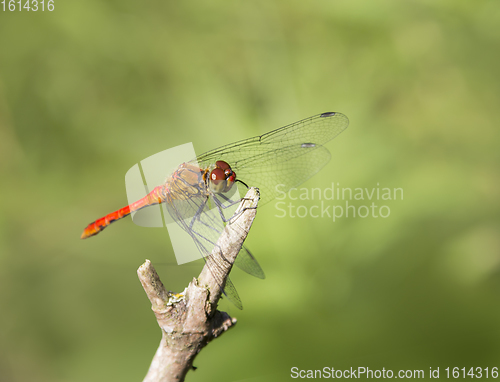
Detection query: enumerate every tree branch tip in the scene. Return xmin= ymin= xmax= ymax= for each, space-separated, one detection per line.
xmin=139 ymin=187 xmax=259 ymax=381
xmin=137 ymin=259 xmax=153 ymax=274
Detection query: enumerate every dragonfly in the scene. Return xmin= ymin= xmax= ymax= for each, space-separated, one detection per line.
xmin=81 ymin=111 xmax=349 ymax=309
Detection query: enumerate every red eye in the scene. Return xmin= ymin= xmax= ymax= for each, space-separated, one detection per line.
xmin=216 ymin=161 xmax=231 ymax=171
xmin=210 ymin=168 xmax=225 ymax=184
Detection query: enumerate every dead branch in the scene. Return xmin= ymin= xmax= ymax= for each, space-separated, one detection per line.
xmin=138 ymin=187 xmax=260 ymax=382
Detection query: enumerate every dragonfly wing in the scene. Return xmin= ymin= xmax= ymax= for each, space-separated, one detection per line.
xmin=236 ymin=144 xmax=332 ymax=205
xmin=194 ymin=112 xmax=348 ymax=205
xmin=234 ymin=245 xmax=265 ymax=279
xmin=164 ymin=194 xmax=263 ymax=309
xmin=195 ymin=112 xmax=347 ymax=165
xmin=165 ymin=197 xmax=244 ymax=309
xmin=193 ymin=195 xmax=266 ymax=280
xmin=194 ymin=112 xmax=347 ymax=167
xmin=222 ymin=277 xmax=243 ymax=310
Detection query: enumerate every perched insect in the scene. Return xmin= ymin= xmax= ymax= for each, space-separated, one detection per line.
xmin=82 ymin=112 xmax=349 ymax=308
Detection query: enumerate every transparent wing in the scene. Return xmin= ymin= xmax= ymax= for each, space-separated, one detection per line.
xmin=165 ymin=191 xmax=265 ymax=277
xmin=193 ymin=112 xmax=348 ymax=205
xmin=235 ymin=246 xmax=265 ymax=279
xmin=160 ymin=112 xmax=347 ymax=308
xmin=165 ymin=195 xmax=243 ymax=309
xmin=165 ymin=193 xmax=264 ymax=309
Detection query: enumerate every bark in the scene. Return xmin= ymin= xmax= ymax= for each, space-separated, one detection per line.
xmin=138 ymin=188 xmax=259 ymax=382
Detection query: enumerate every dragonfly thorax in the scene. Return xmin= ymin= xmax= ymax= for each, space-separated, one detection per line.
xmin=208 ymin=160 xmax=236 ymax=194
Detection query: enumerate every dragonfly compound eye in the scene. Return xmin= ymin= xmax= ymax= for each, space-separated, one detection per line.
xmin=209 ymin=168 xmax=228 ymax=193
xmin=215 ymin=160 xmax=231 ymax=171
xmin=209 ymin=165 xmax=236 ymax=194
xmin=210 ymin=168 xmax=225 ymax=184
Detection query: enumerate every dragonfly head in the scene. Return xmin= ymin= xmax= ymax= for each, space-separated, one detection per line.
xmin=208 ymin=160 xmax=236 ymax=194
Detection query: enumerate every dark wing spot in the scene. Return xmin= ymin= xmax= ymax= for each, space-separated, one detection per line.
xmin=301 ymin=143 xmax=316 ymax=148
xmin=320 ymin=112 xmax=336 ymax=117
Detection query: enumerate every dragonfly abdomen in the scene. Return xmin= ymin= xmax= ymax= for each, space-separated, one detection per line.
xmin=80 ymin=185 xmax=165 ymax=239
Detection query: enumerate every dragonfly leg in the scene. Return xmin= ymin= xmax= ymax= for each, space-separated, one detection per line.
xmin=212 ymin=194 xmax=257 ymax=223
xmin=212 ymin=193 xmax=252 ymax=223
xmin=217 ymin=192 xmax=256 ymax=207
xmin=212 ymin=195 xmax=234 ymax=223
xmin=215 ymin=193 xmax=241 ymax=207
xmin=188 ymin=206 xmax=238 ymax=266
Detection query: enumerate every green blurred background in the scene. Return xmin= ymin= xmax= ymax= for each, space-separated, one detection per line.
xmin=1 ymin=0 xmax=499 ymax=381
